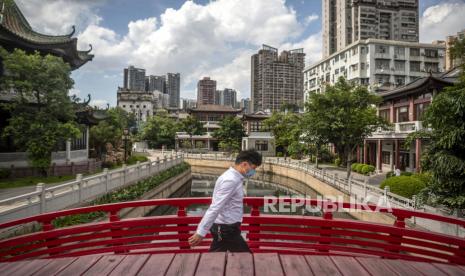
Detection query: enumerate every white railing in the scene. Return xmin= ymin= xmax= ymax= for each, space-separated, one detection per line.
xmin=184 ymin=153 xmax=464 ymax=237
xmin=395 ymin=121 xmax=423 ymax=133
xmin=0 ymin=155 xmax=184 ymax=223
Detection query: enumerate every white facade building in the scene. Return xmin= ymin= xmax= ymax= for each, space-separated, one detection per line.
xmin=117 ymin=88 xmax=170 ymax=124
xmin=304 ymin=39 xmax=445 ymax=100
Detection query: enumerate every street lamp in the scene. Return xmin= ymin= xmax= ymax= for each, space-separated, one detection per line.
xmin=123 ymin=128 xmax=129 ymax=163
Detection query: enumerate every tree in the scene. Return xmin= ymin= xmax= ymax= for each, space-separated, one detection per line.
xmin=304 ymin=78 xmax=389 ymax=178
xmin=179 ymin=116 xmax=204 ymax=150
xmin=300 ymin=112 xmax=329 ymax=169
xmin=89 ymin=107 xmax=132 ymax=159
xmin=263 ymin=112 xmax=301 ymax=158
xmin=141 ymin=111 xmax=179 ymax=149
xmin=408 ymin=40 xmax=465 ymax=210
xmin=0 ymin=48 xmax=80 ymax=174
xmin=212 ymin=116 xmax=245 ymax=153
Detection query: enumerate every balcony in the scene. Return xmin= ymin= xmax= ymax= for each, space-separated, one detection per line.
xmin=395 ymin=121 xmax=423 ymax=133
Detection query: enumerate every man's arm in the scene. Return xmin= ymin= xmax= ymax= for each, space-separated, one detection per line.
xmin=188 ymin=179 xmax=237 ymax=246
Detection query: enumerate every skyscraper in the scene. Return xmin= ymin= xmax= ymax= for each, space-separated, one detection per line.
xmin=251 ymin=45 xmax=305 ymax=113
xmin=322 ymin=0 xmax=419 ymax=57
xmin=123 ymin=65 xmax=146 ymax=91
xmin=145 ymin=75 xmax=166 ymax=93
xmin=220 ymin=88 xmax=237 ymax=108
xmin=165 ymin=73 xmax=180 ymax=108
xmin=197 ymin=77 xmax=217 ymax=106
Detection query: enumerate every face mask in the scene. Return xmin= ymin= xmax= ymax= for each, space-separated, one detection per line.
xmin=245 ymin=168 xmax=256 ymax=178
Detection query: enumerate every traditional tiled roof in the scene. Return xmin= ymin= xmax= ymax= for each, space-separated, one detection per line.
xmin=378 ymin=75 xmax=455 ymax=100
xmin=0 ymin=0 xmax=93 ymax=69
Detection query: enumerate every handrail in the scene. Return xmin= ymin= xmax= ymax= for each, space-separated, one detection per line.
xmin=0 ymin=197 xmax=464 ymax=264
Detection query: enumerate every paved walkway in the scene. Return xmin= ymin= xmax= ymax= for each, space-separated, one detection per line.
xmin=0 ymin=179 xmax=74 ymax=201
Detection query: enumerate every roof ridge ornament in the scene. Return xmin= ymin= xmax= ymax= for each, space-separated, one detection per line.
xmin=67 ymin=25 xmax=75 ymax=37
xmin=85 ymin=44 xmax=93 ymax=54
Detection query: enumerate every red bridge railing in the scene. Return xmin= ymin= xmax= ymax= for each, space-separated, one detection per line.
xmin=0 ymin=197 xmax=464 ymax=264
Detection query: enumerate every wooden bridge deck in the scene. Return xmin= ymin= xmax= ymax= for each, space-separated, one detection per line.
xmin=1 ymin=252 xmax=465 ymax=276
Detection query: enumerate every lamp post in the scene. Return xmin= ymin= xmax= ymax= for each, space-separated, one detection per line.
xmin=123 ymin=128 xmax=129 ymax=163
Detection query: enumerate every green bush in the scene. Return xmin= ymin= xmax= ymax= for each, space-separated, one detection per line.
xmin=412 ymin=172 xmax=432 ymax=185
xmin=334 ymin=157 xmax=341 ymax=167
xmin=276 ymin=152 xmax=283 ymax=157
xmin=361 ymin=165 xmax=371 ymax=175
xmin=53 ymin=162 xmax=190 ymax=228
xmin=380 ymin=175 xmax=426 ymax=199
xmin=126 ymin=155 xmax=149 ymax=165
xmin=355 ymin=164 xmax=364 ymax=173
xmin=0 ymin=169 xmax=11 ymax=179
xmin=400 ymin=171 xmax=413 ymax=177
xmin=351 ymin=163 xmax=359 ymax=171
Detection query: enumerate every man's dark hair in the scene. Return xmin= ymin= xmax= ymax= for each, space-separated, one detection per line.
xmin=235 ymin=149 xmax=262 ymax=166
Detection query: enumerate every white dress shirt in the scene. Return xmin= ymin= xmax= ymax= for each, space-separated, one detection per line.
xmin=196 ymin=167 xmax=245 ymax=237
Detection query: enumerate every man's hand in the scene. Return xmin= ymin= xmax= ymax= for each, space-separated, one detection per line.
xmin=188 ymin=233 xmax=203 ymax=247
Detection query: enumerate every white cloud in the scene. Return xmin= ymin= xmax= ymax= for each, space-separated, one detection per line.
xmin=15 ymin=0 xmax=104 ymax=35
xmin=304 ymin=14 xmax=319 ymax=26
xmin=89 ymin=99 xmax=109 ymax=109
xmin=420 ymin=1 xmax=465 ymax=43
xmin=73 ymin=0 xmax=309 ymax=99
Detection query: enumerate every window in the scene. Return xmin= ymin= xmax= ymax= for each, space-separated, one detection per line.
xmin=415 ymin=92 xmax=432 ymax=100
xmin=424 ymin=49 xmax=438 ymax=58
xmin=122 ymin=105 xmax=126 ymax=108
xmin=394 ymin=61 xmax=405 ymax=71
xmin=375 ymin=59 xmax=390 ymax=70
xmin=396 ymin=106 xmax=409 ymax=122
xmin=424 ymin=62 xmax=439 ymax=73
xmin=395 ymin=76 xmax=405 ymax=86
xmin=255 ymin=141 xmax=268 ymax=151
xmin=415 ymin=102 xmax=429 ymax=120
xmin=410 ymin=48 xmax=420 ymax=57
xmin=375 ymin=45 xmax=388 ymax=54
xmin=410 ymin=61 xmax=421 ymax=72
xmin=382 ymin=152 xmax=391 ymax=165
xmin=379 ymin=109 xmax=390 ymax=122
xmin=394 ymin=46 xmax=405 ymax=57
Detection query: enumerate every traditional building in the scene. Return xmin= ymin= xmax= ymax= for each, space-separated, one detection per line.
xmin=0 ymin=0 xmax=93 ymax=69
xmin=241 ymin=111 xmax=275 ymax=157
xmin=175 ymin=104 xmax=242 ymax=151
xmin=0 ymin=0 xmax=100 ymax=173
xmin=360 ymin=69 xmax=460 ymax=173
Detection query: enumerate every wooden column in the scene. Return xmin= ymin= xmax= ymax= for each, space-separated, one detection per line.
xmin=390 ymin=101 xmax=395 ymax=123
xmin=395 ymin=139 xmax=400 ymax=170
xmin=356 ymin=145 xmax=361 ymax=163
xmin=377 ymin=139 xmax=382 ymax=172
xmin=363 ymin=141 xmax=368 ymax=164
xmin=415 ymin=139 xmax=421 ymax=173
xmin=409 ymin=96 xmax=415 ymax=121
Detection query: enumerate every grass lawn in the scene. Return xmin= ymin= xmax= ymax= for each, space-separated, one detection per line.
xmin=0 ymin=175 xmax=76 ymax=189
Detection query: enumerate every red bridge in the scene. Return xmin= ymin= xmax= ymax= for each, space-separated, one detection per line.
xmin=0 ymin=197 xmax=464 ymax=275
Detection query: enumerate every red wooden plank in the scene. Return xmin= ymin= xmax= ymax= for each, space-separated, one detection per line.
xmin=330 ymin=256 xmax=370 ymax=276
xmin=253 ymin=253 xmax=284 ymax=276
xmin=108 ymin=254 xmax=150 ymax=276
xmin=82 ymin=255 xmax=125 ymax=275
xmin=380 ymin=259 xmax=427 ymax=275
xmin=279 ymin=254 xmax=313 ymax=276
xmin=33 ymin=257 xmax=77 ymax=276
xmin=305 ymin=256 xmax=342 ymax=275
xmin=165 ymin=253 xmax=200 ymax=276
xmin=56 ymin=254 xmax=102 ymax=276
xmin=403 ymin=261 xmax=448 ymax=276
xmin=356 ymin=257 xmax=397 ymax=276
xmin=433 ymin=263 xmax=465 ymax=276
xmin=225 ymin=252 xmax=253 ymax=276
xmin=3 ymin=259 xmax=51 ymax=276
xmin=137 ymin=253 xmax=175 ymax=276
xmin=195 ymin=252 xmax=226 ymax=276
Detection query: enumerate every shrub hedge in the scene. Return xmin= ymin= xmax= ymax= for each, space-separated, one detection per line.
xmin=53 ymin=162 xmax=190 ymax=228
xmin=351 ymin=163 xmax=375 ymax=175
xmin=380 ymin=175 xmax=426 ymax=199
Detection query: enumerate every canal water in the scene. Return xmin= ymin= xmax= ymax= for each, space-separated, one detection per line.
xmin=148 ymin=171 xmax=351 ymax=219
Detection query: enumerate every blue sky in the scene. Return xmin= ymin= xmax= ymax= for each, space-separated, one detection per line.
xmin=15 ymin=0 xmax=465 ymax=107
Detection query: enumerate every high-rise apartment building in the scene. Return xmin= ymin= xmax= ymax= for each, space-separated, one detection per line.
xmin=323 ymin=0 xmax=419 ymax=57
xmin=165 ymin=73 xmax=180 ymax=108
xmin=220 ymin=88 xmax=238 ymax=108
xmin=445 ymin=29 xmax=465 ymax=71
xmin=123 ymin=66 xmax=146 ymax=91
xmin=251 ymin=45 xmax=305 ymax=113
xmin=197 ymin=77 xmax=217 ymax=106
xmin=145 ymin=75 xmax=166 ymax=93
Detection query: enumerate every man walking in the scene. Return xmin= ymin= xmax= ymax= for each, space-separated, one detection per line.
xmin=188 ymin=149 xmax=262 ymax=252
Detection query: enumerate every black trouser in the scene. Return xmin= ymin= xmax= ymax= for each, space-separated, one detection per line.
xmin=209 ymin=222 xmax=251 ymax=252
